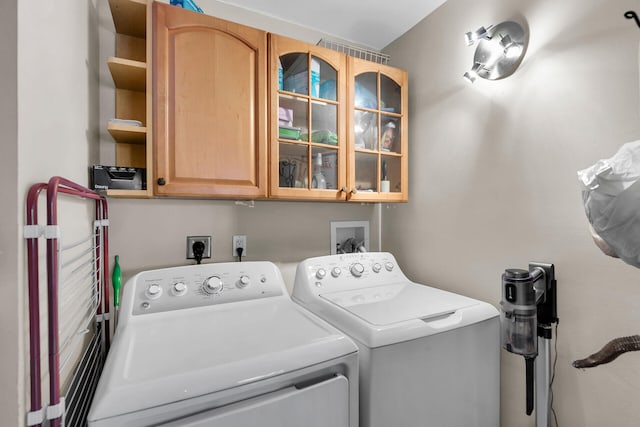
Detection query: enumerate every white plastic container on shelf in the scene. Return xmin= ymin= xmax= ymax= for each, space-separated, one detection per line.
xmin=321 ymin=151 xmax=337 ymax=189
xmin=312 ymin=153 xmax=327 ymax=189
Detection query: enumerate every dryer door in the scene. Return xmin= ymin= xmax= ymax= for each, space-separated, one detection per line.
xmin=163 ymin=374 xmax=350 ymax=427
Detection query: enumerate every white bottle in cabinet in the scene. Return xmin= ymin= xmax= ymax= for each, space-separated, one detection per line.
xmin=312 ymin=153 xmax=327 ymax=189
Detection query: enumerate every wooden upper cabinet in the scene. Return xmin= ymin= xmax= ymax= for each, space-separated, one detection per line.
xmin=153 ymin=2 xmax=267 ymax=198
xmin=268 ymin=34 xmax=407 ymax=203
xmin=268 ymin=34 xmax=347 ymax=201
xmin=347 ymin=58 xmax=408 ymax=202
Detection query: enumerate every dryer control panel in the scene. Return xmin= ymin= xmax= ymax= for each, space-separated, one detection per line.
xmin=293 ymin=252 xmax=408 ymax=297
xmin=125 ymin=261 xmax=285 ymax=316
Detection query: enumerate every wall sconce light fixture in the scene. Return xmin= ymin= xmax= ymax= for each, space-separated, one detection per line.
xmin=463 ymin=21 xmax=527 ymax=83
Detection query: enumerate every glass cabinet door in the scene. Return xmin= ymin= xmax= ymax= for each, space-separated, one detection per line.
xmin=270 ymin=35 xmax=346 ymax=200
xmin=349 ymin=58 xmax=408 ymax=202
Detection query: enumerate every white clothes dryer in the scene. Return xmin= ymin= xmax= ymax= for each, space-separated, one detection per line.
xmin=88 ymin=261 xmax=358 ymax=427
xmin=292 ymin=252 xmax=500 ymax=427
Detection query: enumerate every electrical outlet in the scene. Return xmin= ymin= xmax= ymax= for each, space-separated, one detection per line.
xmin=232 ymin=235 xmax=247 ymax=257
xmin=186 ymin=236 xmax=212 ymax=260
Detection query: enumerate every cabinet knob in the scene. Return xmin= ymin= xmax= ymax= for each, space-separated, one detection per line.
xmin=340 ymin=187 xmax=348 ymax=193
xmin=157 ymin=178 xmax=166 ymax=186
xmin=351 ymin=188 xmax=358 ymax=195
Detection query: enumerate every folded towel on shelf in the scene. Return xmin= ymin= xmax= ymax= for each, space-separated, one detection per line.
xmin=301 ymin=130 xmax=338 ymax=145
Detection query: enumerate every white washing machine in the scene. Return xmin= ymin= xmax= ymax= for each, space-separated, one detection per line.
xmin=292 ymin=252 xmax=500 ymax=427
xmin=88 ymin=261 xmax=358 ymax=426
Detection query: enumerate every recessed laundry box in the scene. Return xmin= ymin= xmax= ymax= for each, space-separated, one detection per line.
xmin=88 ymin=261 xmax=358 ymax=427
xmin=292 ymin=252 xmax=500 ymax=427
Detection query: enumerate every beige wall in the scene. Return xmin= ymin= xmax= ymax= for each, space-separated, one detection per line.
xmin=384 ymin=0 xmax=640 ymax=425
xmin=107 ymin=198 xmax=377 ymax=291
xmin=3 ymin=1 xmax=101 ymax=425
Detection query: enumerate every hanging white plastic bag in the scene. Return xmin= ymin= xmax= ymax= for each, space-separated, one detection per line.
xmin=578 ymin=140 xmax=640 ymax=268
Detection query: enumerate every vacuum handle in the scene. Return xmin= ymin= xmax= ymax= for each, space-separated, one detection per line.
xmin=525 ymin=357 xmax=535 ymax=416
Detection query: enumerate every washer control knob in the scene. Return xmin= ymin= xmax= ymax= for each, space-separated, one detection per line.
xmin=350 ymin=263 xmax=365 ymax=278
xmin=171 ymin=282 xmax=187 ymax=296
xmin=372 ymin=263 xmax=382 ymax=273
xmin=385 ymin=262 xmax=394 ymax=272
xmin=316 ymin=268 xmax=327 ymax=280
xmin=146 ymin=284 xmax=162 ymax=299
xmin=331 ymin=267 xmax=342 ymax=278
xmin=203 ymin=276 xmax=223 ymax=295
xmin=237 ymin=275 xmax=251 ymax=289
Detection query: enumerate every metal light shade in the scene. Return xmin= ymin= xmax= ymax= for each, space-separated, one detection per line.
xmin=500 ymin=34 xmax=522 ymax=59
xmin=465 ymin=26 xmax=491 ymax=46
xmin=463 ymin=62 xmax=483 ymax=83
xmin=464 ymin=31 xmax=474 ymax=46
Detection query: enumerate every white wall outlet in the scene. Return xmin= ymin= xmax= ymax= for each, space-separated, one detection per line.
xmin=232 ymin=235 xmax=247 ymax=257
xmin=186 ymin=236 xmax=212 ymax=260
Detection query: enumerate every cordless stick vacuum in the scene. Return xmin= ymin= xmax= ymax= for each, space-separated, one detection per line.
xmin=500 ymin=263 xmax=558 ymax=427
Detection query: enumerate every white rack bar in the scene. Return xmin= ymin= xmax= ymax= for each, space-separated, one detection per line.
xmin=317 ymin=38 xmax=390 ymax=65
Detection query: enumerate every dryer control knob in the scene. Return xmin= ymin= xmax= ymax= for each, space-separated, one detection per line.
xmin=331 ymin=267 xmax=342 ymax=278
xmin=350 ymin=263 xmax=365 ymax=277
xmin=146 ymin=284 xmax=162 ymax=299
xmin=316 ymin=268 xmax=327 ymax=279
xmin=385 ymin=262 xmax=394 ymax=272
xmin=372 ymin=263 xmax=382 ymax=273
xmin=237 ymin=275 xmax=250 ymax=289
xmin=171 ymin=282 xmax=187 ymax=296
xmin=203 ymin=276 xmax=223 ymax=295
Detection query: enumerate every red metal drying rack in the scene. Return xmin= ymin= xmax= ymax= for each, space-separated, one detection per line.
xmin=25 ymin=177 xmax=111 ymax=427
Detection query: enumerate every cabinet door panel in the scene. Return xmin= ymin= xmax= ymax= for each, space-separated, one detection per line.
xmin=269 ymin=34 xmax=347 ymax=200
xmin=154 ymin=3 xmax=267 ymax=198
xmin=170 ymin=31 xmax=256 ymax=182
xmin=348 ymin=58 xmax=408 ymax=202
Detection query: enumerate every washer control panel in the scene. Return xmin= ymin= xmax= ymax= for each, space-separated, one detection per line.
xmin=130 ymin=261 xmax=284 ymax=316
xmin=294 ymin=252 xmax=407 ymax=296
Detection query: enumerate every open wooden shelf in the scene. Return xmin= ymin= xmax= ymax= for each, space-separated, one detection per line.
xmin=104 ymin=0 xmax=152 ymax=199
xmin=107 ymin=122 xmax=147 ymax=144
xmin=109 ymin=0 xmax=147 ymax=38
xmin=107 ymin=57 xmax=146 ymax=91
xmin=105 ymin=189 xmax=150 ymax=198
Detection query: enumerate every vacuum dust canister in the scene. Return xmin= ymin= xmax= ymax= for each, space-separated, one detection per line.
xmin=500 ymin=268 xmax=538 ymax=358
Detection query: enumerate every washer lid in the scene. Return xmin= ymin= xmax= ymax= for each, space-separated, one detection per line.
xmin=321 ymin=282 xmax=478 ymax=325
xmin=313 ymin=282 xmax=499 ymax=348
xmin=312 ymin=282 xmax=499 ymax=348
xmin=88 ymin=299 xmax=357 ymax=422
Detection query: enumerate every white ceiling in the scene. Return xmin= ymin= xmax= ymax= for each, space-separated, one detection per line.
xmin=217 ymin=0 xmax=447 ymax=50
